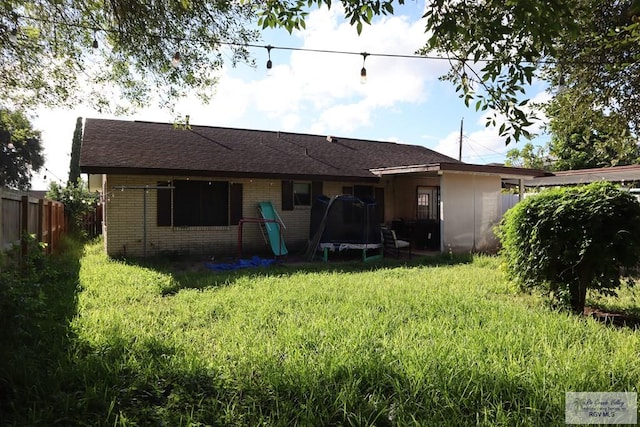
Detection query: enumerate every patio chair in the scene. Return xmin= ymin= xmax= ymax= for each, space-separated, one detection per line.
xmin=380 ymin=226 xmax=412 ymax=259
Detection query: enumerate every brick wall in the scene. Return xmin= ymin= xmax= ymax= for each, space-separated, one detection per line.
xmin=103 ymin=175 xmax=385 ymax=258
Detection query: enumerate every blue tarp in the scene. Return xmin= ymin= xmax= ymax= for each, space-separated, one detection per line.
xmin=205 ymin=256 xmax=276 ymax=271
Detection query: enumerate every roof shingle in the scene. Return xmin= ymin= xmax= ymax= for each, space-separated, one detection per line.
xmin=79 ymin=119 xmax=460 ymax=181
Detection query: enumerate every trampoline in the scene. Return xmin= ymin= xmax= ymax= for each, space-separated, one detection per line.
xmin=306 ymin=195 xmax=382 ymax=262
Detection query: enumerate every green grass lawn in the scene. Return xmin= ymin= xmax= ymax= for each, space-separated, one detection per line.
xmin=1 ymin=240 xmax=639 ymax=426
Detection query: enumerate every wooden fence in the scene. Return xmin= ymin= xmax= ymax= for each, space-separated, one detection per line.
xmin=82 ymin=203 xmax=103 ymax=238
xmin=1 ymin=187 xmax=66 ymax=257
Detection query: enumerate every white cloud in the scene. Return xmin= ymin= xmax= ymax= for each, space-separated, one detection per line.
xmin=309 ymin=101 xmax=373 ymax=134
xmin=429 ymin=87 xmax=553 ymax=165
xmin=180 ymin=5 xmax=443 ymax=136
xmin=434 ymin=125 xmax=511 ymax=164
xmin=434 ymin=88 xmax=553 ymax=164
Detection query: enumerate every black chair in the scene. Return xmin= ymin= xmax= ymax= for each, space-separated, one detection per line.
xmin=380 ymin=227 xmax=412 ymax=259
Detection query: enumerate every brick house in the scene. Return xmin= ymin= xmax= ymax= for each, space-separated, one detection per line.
xmin=80 ymin=119 xmax=542 ymax=257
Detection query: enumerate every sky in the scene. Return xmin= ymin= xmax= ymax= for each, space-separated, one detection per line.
xmin=29 ymin=1 xmax=551 ymax=190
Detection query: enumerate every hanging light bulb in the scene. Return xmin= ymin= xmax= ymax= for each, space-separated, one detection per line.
xmin=171 ymin=51 xmax=181 ymax=67
xmin=558 ymin=73 xmax=566 ymax=93
xmin=92 ymin=30 xmax=99 ymax=49
xmin=459 ymin=59 xmax=471 ymax=91
xmin=8 ymin=26 xmax=17 ymax=43
xmin=360 ymin=52 xmax=369 ymax=84
xmin=266 ymin=45 xmax=273 ymax=70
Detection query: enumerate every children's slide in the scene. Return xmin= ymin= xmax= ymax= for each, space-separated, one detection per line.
xmin=259 ymin=201 xmax=288 ymax=256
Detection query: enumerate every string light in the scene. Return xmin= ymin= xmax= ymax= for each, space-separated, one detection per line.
xmin=4 ymin=11 xmax=567 ymax=90
xmin=41 ymin=166 xmax=64 ymax=184
xmin=461 ymin=60 xmax=468 ymax=87
xmin=360 ymin=52 xmax=369 ymax=84
xmin=7 ymin=11 xmax=561 ymax=69
xmin=266 ymin=45 xmax=273 ymax=69
xmin=171 ymin=50 xmax=181 ymax=67
xmin=558 ymin=73 xmax=566 ymax=92
xmin=8 ymin=26 xmax=17 ymax=43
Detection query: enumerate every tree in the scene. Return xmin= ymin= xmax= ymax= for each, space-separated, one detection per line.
xmin=0 ymin=109 xmax=44 ymax=190
xmin=3 ymin=1 xmax=639 ymax=143
xmin=545 ymin=89 xmax=639 ymax=171
xmin=1 ymin=1 xmax=258 ymax=114
xmin=504 ymin=142 xmax=550 ymax=170
xmin=497 ymin=181 xmax=640 ymax=314
xmin=543 ymin=0 xmax=640 ymax=137
xmin=68 ymin=117 xmax=83 ymax=186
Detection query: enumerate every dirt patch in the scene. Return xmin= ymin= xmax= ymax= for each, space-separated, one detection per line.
xmin=584 ymin=307 xmax=640 ymax=329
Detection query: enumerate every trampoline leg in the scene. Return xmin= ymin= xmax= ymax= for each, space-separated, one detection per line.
xmin=363 ymin=247 xmax=383 ymax=263
xmin=323 ymin=247 xmax=329 ymax=263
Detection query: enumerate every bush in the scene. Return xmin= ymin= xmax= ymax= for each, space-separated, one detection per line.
xmin=497 ymin=181 xmax=640 ymax=313
xmin=0 ymin=235 xmax=51 ymax=342
xmin=46 ymin=178 xmax=99 ymax=235
xmin=0 ymin=234 xmax=83 ymax=424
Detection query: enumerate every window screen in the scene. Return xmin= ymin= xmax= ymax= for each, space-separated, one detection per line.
xmin=173 ymin=180 xmax=229 ymax=226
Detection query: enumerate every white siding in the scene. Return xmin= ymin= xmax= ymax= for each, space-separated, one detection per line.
xmin=441 ymin=172 xmax=501 ymax=252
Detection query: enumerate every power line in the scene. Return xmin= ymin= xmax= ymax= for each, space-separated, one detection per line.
xmin=462 ymin=142 xmax=492 ymax=164
xmin=463 ymin=135 xmax=510 ymax=156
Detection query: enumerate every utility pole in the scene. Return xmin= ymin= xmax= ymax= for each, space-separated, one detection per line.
xmin=458 ymin=117 xmax=464 ymax=161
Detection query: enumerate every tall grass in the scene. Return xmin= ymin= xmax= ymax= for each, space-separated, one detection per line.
xmin=2 ymin=241 xmax=639 ymax=426
xmin=0 ymin=235 xmax=84 ymax=424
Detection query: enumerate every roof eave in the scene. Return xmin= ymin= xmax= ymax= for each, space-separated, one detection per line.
xmin=370 ymin=162 xmax=546 ymax=179
xmin=79 ymin=166 xmax=381 ymax=183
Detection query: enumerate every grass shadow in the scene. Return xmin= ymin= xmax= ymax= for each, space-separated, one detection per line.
xmin=44 ymin=328 xmax=564 ymax=426
xmin=0 ymin=235 xmax=85 ymax=425
xmin=119 ymin=251 xmax=475 ymax=296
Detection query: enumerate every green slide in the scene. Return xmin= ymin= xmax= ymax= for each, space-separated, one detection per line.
xmin=259 ymin=201 xmax=288 ymax=256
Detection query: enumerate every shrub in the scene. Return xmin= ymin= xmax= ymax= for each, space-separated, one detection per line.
xmin=46 ymin=178 xmax=99 ymax=235
xmin=497 ymin=181 xmax=640 ymax=313
xmin=0 ymin=234 xmax=50 ymax=341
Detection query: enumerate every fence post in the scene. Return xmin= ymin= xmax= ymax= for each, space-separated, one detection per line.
xmin=0 ymin=190 xmax=3 ymax=252
xmin=46 ymin=201 xmax=52 ymax=253
xmin=38 ymin=198 xmax=45 ymax=253
xmin=21 ymin=195 xmax=29 ymax=262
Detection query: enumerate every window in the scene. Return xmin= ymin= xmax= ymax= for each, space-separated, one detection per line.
xmin=417 ymin=186 xmax=439 ymax=220
xmin=293 ymin=182 xmax=311 ymax=206
xmin=342 ymin=185 xmax=384 ymax=223
xmin=354 ymin=185 xmax=374 ymax=200
xmin=417 ymin=191 xmax=429 ymax=220
xmin=282 ymin=180 xmax=323 ymax=210
xmin=174 ymin=180 xmax=228 ymax=226
xmin=157 ymin=180 xmax=242 ymax=227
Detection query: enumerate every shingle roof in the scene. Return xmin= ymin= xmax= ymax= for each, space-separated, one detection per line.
xmin=526 ymin=164 xmax=640 ymax=187
xmin=79 ymin=119 xmax=461 ymax=181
